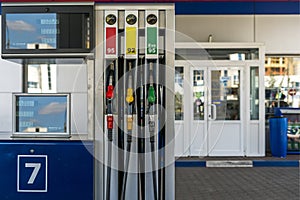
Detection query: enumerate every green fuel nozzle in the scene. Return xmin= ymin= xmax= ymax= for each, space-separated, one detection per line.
xmin=148 ymin=86 xmax=156 ymax=104
xmin=148 ymin=62 xmax=156 ymax=104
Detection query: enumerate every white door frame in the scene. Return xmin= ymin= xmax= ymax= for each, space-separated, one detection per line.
xmin=176 ymin=60 xmax=247 ymax=157
xmin=174 ymin=43 xmax=266 ymax=157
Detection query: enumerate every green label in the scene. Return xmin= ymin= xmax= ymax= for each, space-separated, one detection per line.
xmin=147 ymin=27 xmax=157 ymax=55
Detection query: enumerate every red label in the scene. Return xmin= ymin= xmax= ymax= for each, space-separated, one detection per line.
xmin=107 ymin=115 xmax=114 ymax=129
xmin=106 ymin=27 xmax=117 ymax=55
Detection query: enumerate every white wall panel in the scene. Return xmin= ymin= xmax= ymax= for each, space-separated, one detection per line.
xmin=176 ymin=15 xmax=254 ymax=42
xmin=71 ymin=93 xmax=88 ymax=134
xmin=0 ymin=60 xmax=22 ymax=92
xmin=57 ymin=64 xmax=88 ymax=93
xmin=176 ymin=15 xmax=300 ymax=54
xmin=255 ymin=15 xmax=300 ymax=54
xmin=57 ymin=64 xmax=88 ymax=135
xmin=174 ymin=122 xmax=185 ymax=157
xmin=0 ymin=16 xmax=22 ymax=134
xmin=191 ymin=122 xmax=207 ymax=156
xmin=0 ymin=93 xmax=12 ymax=132
xmin=0 ymin=16 xmax=22 ymax=93
xmin=248 ymin=123 xmax=260 ymax=156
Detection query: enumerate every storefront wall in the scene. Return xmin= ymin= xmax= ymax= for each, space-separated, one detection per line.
xmin=0 ymin=1 xmax=299 ymax=150
xmin=176 ymin=14 xmax=300 ymax=54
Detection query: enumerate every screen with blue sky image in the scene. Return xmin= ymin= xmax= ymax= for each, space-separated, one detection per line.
xmin=6 ymin=13 xmax=58 ymax=49
xmin=16 ymin=95 xmax=68 ymax=133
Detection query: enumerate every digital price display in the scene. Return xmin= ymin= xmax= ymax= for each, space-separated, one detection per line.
xmin=6 ymin=13 xmax=58 ymax=49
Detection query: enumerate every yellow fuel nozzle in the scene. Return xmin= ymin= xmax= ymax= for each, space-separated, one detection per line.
xmin=126 ymin=88 xmax=134 ymax=103
xmin=126 ymin=63 xmax=134 ymax=103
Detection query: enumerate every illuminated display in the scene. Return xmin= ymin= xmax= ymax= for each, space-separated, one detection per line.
xmin=6 ymin=13 xmax=58 ymax=49
xmin=15 ymin=95 xmax=69 ymax=134
xmin=2 ymin=6 xmax=93 ymax=56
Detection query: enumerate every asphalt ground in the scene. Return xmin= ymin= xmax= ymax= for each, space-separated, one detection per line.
xmin=175 ymin=167 xmax=300 ymax=200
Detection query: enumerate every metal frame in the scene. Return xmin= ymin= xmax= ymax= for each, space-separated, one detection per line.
xmin=12 ymin=93 xmax=71 ymax=138
xmin=1 ymin=4 xmax=94 ymax=57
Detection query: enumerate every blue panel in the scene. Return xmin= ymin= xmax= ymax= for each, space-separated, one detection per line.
xmin=1 ymin=2 xmax=300 ymax=15
xmin=255 ymin=2 xmax=300 ymax=14
xmin=175 ymin=160 xmax=206 ymax=167
xmin=174 ymin=2 xmax=300 ymax=15
xmin=288 ymin=151 xmax=300 ymax=155
xmin=253 ymin=160 xmax=299 ymax=167
xmin=0 ymin=140 xmax=94 ymax=200
xmin=175 ymin=2 xmax=255 ymax=15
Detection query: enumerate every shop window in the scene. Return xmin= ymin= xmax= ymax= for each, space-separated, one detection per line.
xmin=265 ymin=56 xmax=300 ymax=118
xmin=175 ymin=67 xmax=184 ymax=120
xmin=250 ymin=67 xmax=259 ymax=120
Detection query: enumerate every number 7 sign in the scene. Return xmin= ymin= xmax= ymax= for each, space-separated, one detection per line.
xmin=17 ymin=155 xmax=48 ymax=192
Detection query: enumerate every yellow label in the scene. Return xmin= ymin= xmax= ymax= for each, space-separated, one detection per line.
xmin=126 ymin=27 xmax=137 ymax=55
xmin=127 ymin=116 xmax=133 ymax=131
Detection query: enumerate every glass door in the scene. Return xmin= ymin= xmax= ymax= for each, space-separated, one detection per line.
xmin=190 ymin=65 xmax=244 ymax=156
xmin=208 ymin=67 xmax=244 ymax=156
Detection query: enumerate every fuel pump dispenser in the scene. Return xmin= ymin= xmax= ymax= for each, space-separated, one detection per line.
xmin=95 ymin=5 xmax=175 ymax=200
xmin=145 ymin=10 xmax=159 ymax=200
xmin=103 ymin=10 xmax=118 ymax=200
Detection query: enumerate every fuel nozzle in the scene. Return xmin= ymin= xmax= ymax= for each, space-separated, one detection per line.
xmin=106 ymin=62 xmax=114 ymax=100
xmin=148 ymin=62 xmax=156 ymax=141
xmin=126 ymin=62 xmax=134 ymax=104
xmin=126 ymin=62 xmax=134 ymax=143
xmin=148 ymin=62 xmax=156 ymax=104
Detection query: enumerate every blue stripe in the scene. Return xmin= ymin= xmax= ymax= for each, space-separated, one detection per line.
xmin=1 ymin=2 xmax=299 ymax=15
xmin=175 ymin=2 xmax=300 ymax=15
xmin=175 ymin=160 xmax=206 ymax=167
xmin=253 ymin=160 xmax=299 ymax=167
xmin=255 ymin=2 xmax=300 ymax=14
xmin=175 ymin=2 xmax=255 ymax=15
xmin=288 ymin=151 xmax=300 ymax=155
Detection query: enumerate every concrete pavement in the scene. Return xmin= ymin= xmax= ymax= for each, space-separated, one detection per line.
xmin=176 ymin=167 xmax=300 ymax=200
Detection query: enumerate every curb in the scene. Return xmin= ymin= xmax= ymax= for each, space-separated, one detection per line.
xmin=175 ymin=160 xmax=300 ymax=168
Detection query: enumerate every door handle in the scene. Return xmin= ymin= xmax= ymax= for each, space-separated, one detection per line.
xmin=208 ymin=104 xmax=217 ymax=120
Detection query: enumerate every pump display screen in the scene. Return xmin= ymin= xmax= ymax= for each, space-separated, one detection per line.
xmin=6 ymin=13 xmax=58 ymax=49
xmin=14 ymin=94 xmax=69 ymax=135
xmin=2 ymin=6 xmax=93 ymax=56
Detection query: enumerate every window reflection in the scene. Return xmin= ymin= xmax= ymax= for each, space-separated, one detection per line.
xmin=250 ymin=67 xmax=259 ymax=120
xmin=6 ymin=13 xmax=58 ymax=49
xmin=27 ymin=64 xmax=57 ymax=93
xmin=265 ymin=57 xmax=300 ymax=117
xmin=193 ymin=70 xmax=204 ymax=120
xmin=175 ymin=67 xmax=184 ymax=120
xmin=211 ymin=69 xmax=240 ymax=120
xmin=15 ymin=95 xmax=68 ymax=133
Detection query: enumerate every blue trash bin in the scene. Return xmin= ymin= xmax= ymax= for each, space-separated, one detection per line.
xmin=269 ymin=117 xmax=288 ymax=158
